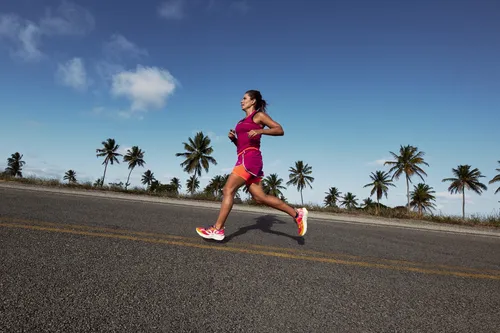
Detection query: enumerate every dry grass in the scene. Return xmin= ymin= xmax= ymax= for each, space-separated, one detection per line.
xmin=1 ymin=174 xmax=499 ymax=228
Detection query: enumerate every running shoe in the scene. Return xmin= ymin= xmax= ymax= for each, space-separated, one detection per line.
xmin=295 ymin=208 xmax=308 ymax=236
xmin=196 ymin=225 xmax=225 ymax=241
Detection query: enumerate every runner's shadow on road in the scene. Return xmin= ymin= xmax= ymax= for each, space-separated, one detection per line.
xmin=222 ymin=214 xmax=305 ymax=245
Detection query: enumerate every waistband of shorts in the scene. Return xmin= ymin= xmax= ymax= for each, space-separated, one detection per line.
xmin=237 ymin=146 xmax=259 ymax=156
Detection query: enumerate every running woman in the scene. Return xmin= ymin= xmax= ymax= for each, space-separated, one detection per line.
xmin=196 ymin=90 xmax=308 ymax=241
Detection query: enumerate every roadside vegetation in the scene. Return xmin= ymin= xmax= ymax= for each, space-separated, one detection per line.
xmin=2 ymin=134 xmax=499 ymax=228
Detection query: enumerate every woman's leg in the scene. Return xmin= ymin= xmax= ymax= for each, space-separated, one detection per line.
xmin=213 ymin=173 xmax=246 ymax=230
xmin=247 ymin=181 xmax=297 ymax=217
xmin=247 ymin=180 xmax=308 ymax=236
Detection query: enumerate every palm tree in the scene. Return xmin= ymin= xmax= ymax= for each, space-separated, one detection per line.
xmin=175 ymin=131 xmax=217 ymax=193
xmin=96 ymin=138 xmax=122 ymax=186
xmin=123 ymin=146 xmax=146 ymax=190
xmin=186 ymin=175 xmax=200 ymax=195
xmin=363 ymin=170 xmax=395 ymax=214
xmin=362 ymin=198 xmax=376 ymax=209
xmin=287 ymin=160 xmax=314 ymax=205
xmin=205 ymin=175 xmax=226 ymax=199
xmin=324 ymin=187 xmax=342 ymax=207
xmin=442 ymin=165 xmax=487 ymax=219
xmin=241 ymin=184 xmax=250 ymax=194
xmin=169 ymin=177 xmax=182 ymax=195
xmin=221 ymin=173 xmax=229 ymax=189
xmin=262 ymin=173 xmax=286 ymax=197
xmin=93 ymin=178 xmax=103 ymax=187
xmin=214 ymin=174 xmax=228 ymax=198
xmin=5 ymin=152 xmax=25 ymax=177
xmin=488 ymin=161 xmax=500 ymax=195
xmin=410 ymin=183 xmax=436 ymax=216
xmin=340 ymin=192 xmax=358 ymax=210
xmin=149 ymin=180 xmax=161 ymax=193
xmin=141 ymin=170 xmax=155 ymax=190
xmin=239 ymin=183 xmax=251 ymax=202
xmin=384 ymin=145 xmax=429 ymax=212
xmin=63 ymin=170 xmax=77 ymax=184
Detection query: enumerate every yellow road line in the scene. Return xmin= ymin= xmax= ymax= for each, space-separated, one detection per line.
xmin=3 ymin=216 xmax=500 ymax=276
xmin=1 ymin=221 xmax=499 ymax=280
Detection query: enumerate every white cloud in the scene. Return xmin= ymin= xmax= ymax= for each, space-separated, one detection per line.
xmin=436 ymin=191 xmax=475 ymax=205
xmin=435 ymin=191 xmax=461 ymax=200
xmin=23 ymin=165 xmax=66 ymax=180
xmin=93 ymin=35 xmax=148 ymax=93
xmin=158 ymin=0 xmax=185 ymax=19
xmin=103 ymin=34 xmax=148 ymax=60
xmin=56 ymin=57 xmax=88 ymax=91
xmin=0 ymin=14 xmax=43 ymax=61
xmin=38 ymin=1 xmax=95 ymax=36
xmin=207 ymin=131 xmax=223 ymax=141
xmin=0 ymin=14 xmax=19 ymax=37
xmin=195 ymin=129 xmax=240 ymax=146
xmin=110 ymin=65 xmax=178 ymax=116
xmin=0 ymin=2 xmax=94 ymax=62
xmin=117 ymin=146 xmax=132 ymax=156
xmin=368 ymin=158 xmax=390 ymax=166
xmin=190 ymin=129 xmax=223 ymax=142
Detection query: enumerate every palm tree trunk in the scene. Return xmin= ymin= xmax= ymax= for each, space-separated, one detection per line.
xmin=101 ymin=161 xmax=108 ymax=187
xmin=125 ymin=168 xmax=134 ymax=190
xmin=406 ymin=175 xmax=410 ymax=212
xmin=462 ymin=189 xmax=465 ymax=219
xmin=300 ymin=189 xmax=304 ymax=206
xmin=377 ymin=199 xmax=380 ymax=215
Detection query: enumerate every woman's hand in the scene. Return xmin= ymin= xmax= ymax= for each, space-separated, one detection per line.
xmin=228 ymin=129 xmax=237 ymax=141
xmin=248 ymin=129 xmax=263 ymax=138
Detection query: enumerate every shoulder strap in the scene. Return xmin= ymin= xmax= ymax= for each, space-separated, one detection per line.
xmin=250 ymin=109 xmax=261 ymax=118
xmin=241 ymin=109 xmax=258 ymax=121
xmin=250 ymin=109 xmax=265 ymax=128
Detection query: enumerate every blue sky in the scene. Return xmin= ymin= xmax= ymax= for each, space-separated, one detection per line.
xmin=0 ymin=0 xmax=499 ymax=217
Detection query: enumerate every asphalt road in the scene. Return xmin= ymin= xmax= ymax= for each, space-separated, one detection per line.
xmin=1 ymin=187 xmax=499 ymax=332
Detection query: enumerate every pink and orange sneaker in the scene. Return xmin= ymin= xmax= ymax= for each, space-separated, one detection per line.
xmin=295 ymin=208 xmax=308 ymax=236
xmin=196 ymin=225 xmax=225 ymax=241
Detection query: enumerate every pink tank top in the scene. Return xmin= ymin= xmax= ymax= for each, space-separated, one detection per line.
xmin=234 ymin=110 xmax=264 ymax=155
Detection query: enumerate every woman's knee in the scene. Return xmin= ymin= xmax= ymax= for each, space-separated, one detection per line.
xmin=253 ymin=193 xmax=266 ymax=204
xmin=222 ymin=185 xmax=236 ymax=197
xmin=223 ymin=178 xmax=242 ymax=197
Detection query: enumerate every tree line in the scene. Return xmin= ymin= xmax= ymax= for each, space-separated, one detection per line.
xmin=3 ymin=133 xmax=499 ymax=219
